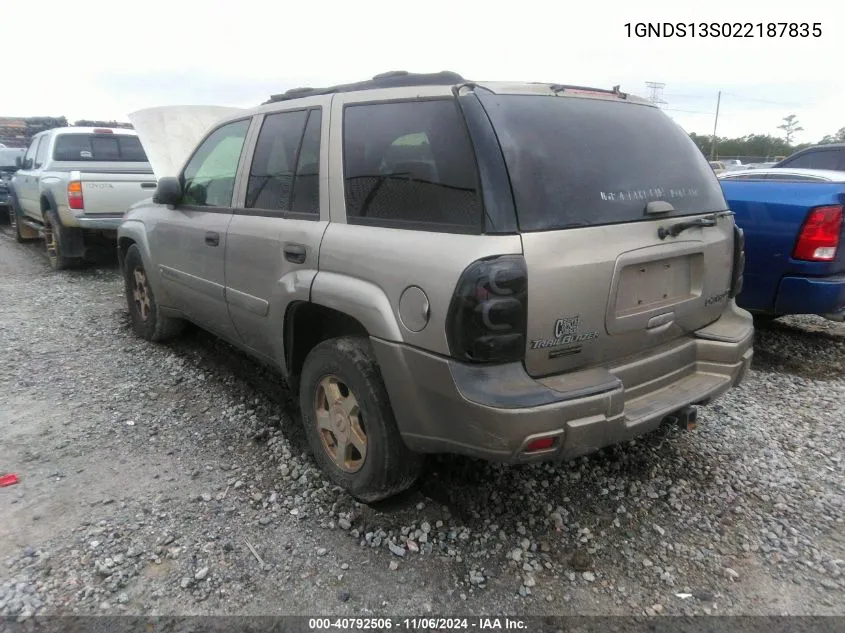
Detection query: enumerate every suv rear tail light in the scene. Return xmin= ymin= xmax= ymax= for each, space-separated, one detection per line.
xmin=67 ymin=180 xmax=84 ymax=210
xmin=93 ymin=128 xmax=114 ymax=134
xmin=793 ymin=205 xmax=842 ymax=261
xmin=446 ymin=255 xmax=527 ymax=363
xmin=729 ymin=224 xmax=745 ymax=297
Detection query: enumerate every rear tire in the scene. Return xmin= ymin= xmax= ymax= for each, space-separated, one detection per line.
xmin=123 ymin=244 xmax=184 ymax=341
xmin=43 ymin=209 xmax=82 ymax=270
xmin=299 ymin=336 xmax=424 ymax=503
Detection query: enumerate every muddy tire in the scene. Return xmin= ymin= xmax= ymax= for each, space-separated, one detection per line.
xmin=9 ymin=199 xmax=36 ymax=243
xmin=43 ymin=209 xmax=82 ymax=270
xmin=123 ymin=244 xmax=184 ymax=342
xmin=299 ymin=337 xmax=423 ymax=503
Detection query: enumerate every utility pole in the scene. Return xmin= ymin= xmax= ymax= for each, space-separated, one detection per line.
xmin=709 ymin=91 xmax=721 ymax=160
xmin=645 ymin=81 xmax=667 ymax=107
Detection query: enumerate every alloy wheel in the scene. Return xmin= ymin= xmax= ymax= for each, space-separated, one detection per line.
xmin=314 ymin=375 xmax=367 ymax=473
xmin=132 ymin=266 xmax=152 ymax=321
xmin=44 ymin=220 xmax=60 ymax=267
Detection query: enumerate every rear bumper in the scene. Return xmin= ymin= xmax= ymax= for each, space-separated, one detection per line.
xmin=774 ymin=273 xmax=845 ymax=318
xmin=374 ymin=301 xmax=754 ymax=463
xmin=64 ymin=214 xmax=123 ymax=231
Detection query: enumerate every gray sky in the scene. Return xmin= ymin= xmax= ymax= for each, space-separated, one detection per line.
xmin=5 ymin=0 xmax=840 ymax=142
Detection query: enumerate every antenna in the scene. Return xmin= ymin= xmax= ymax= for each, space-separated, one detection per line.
xmin=645 ymin=81 xmax=667 ymax=107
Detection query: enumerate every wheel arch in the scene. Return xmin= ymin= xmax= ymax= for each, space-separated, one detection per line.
xmin=117 ymin=222 xmax=160 ymax=291
xmin=40 ymin=189 xmax=59 ymax=217
xmin=284 ymin=301 xmax=370 ymax=392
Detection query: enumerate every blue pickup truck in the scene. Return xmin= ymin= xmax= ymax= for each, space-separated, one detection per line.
xmin=719 ymin=168 xmax=845 ymax=321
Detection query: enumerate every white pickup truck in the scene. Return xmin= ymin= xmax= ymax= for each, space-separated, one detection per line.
xmin=9 ymin=126 xmax=156 ymax=269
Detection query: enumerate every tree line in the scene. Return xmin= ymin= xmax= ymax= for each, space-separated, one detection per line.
xmin=689 ymin=128 xmax=845 ymax=160
xmin=688 ymin=113 xmax=845 ymax=160
xmin=20 ymin=117 xmax=133 ymax=137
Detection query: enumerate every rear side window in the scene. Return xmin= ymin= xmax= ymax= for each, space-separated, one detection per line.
xmin=53 ymin=134 xmax=148 ymax=162
xmin=34 ymin=136 xmax=49 ymax=168
xmin=478 ymin=94 xmax=726 ymax=231
xmin=343 ymin=100 xmax=482 ymax=232
xmin=780 ymin=149 xmax=843 ymax=170
xmin=766 ymin=173 xmax=825 ymax=181
xmin=246 ymin=108 xmax=321 ymax=216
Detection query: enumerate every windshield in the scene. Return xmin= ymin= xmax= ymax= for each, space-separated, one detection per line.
xmin=477 ymin=94 xmax=727 ymax=231
xmin=53 ymin=134 xmax=148 ymax=162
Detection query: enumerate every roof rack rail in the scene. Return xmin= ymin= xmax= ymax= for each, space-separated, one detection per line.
xmin=264 ymin=71 xmax=465 ymax=104
xmin=549 ymin=83 xmax=628 ymax=99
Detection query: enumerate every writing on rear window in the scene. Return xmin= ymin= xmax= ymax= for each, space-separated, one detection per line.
xmin=477 ymin=93 xmax=727 ymax=230
xmin=599 ymin=187 xmax=700 ymax=202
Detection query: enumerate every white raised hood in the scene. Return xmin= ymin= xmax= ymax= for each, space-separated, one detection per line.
xmin=128 ymin=105 xmax=246 ymax=180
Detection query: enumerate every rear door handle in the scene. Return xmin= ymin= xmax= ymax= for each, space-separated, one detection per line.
xmin=141 ymin=182 xmax=156 ymax=189
xmin=284 ymin=243 xmax=307 ymax=264
xmin=205 ymin=231 xmax=220 ymax=247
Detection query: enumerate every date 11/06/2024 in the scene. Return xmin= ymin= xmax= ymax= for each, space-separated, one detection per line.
xmin=625 ymin=22 xmax=822 ymax=38
xmin=308 ymin=618 xmax=527 ymax=630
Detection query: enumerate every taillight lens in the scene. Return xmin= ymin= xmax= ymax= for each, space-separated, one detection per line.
xmin=446 ymin=255 xmax=527 ymax=363
xmin=67 ymin=180 xmax=84 ymax=210
xmin=729 ymin=224 xmax=745 ymax=297
xmin=793 ymin=205 xmax=842 ymax=261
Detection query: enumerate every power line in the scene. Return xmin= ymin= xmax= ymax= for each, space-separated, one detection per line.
xmin=663 ymin=92 xmax=715 ymax=100
xmin=664 ymin=107 xmax=714 ymax=115
xmin=721 ymin=92 xmax=804 ymax=108
xmin=665 ymin=90 xmax=804 ymax=108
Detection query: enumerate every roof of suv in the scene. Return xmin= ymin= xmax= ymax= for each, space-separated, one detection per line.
xmin=261 ymin=70 xmax=651 ymax=107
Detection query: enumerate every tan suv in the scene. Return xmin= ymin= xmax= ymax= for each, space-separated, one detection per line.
xmin=118 ymin=71 xmax=754 ymax=502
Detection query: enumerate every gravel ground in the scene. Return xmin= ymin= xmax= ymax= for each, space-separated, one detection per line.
xmin=1 ymin=228 xmax=843 ymax=620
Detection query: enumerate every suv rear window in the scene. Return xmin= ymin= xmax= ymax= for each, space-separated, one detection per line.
xmin=477 ymin=94 xmax=726 ymax=231
xmin=53 ymin=134 xmax=148 ymax=162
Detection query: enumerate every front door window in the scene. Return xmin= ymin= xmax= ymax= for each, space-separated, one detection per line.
xmin=181 ymin=119 xmax=251 ymax=207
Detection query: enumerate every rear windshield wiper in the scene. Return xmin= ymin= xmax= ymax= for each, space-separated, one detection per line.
xmin=657 ymin=214 xmax=717 ymax=240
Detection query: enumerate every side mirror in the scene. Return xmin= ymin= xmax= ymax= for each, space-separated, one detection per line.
xmin=153 ymin=177 xmax=182 ymax=206
xmin=15 ymin=156 xmax=21 ymax=168
xmin=184 ymin=182 xmax=207 ymax=206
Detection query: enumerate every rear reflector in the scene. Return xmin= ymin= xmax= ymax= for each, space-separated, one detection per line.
xmin=67 ymin=180 xmax=84 ymax=210
xmin=793 ymin=205 xmax=842 ymax=261
xmin=525 ymin=437 xmax=557 ymax=452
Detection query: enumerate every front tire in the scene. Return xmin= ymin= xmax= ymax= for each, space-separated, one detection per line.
xmin=299 ymin=337 xmax=424 ymax=503
xmin=123 ymin=244 xmax=184 ymax=341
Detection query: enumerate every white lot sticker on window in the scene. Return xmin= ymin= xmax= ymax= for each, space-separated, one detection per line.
xmin=599 ymin=187 xmax=700 ymax=202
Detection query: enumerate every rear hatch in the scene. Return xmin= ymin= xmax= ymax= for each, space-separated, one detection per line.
xmin=477 ymin=91 xmax=734 ymax=377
